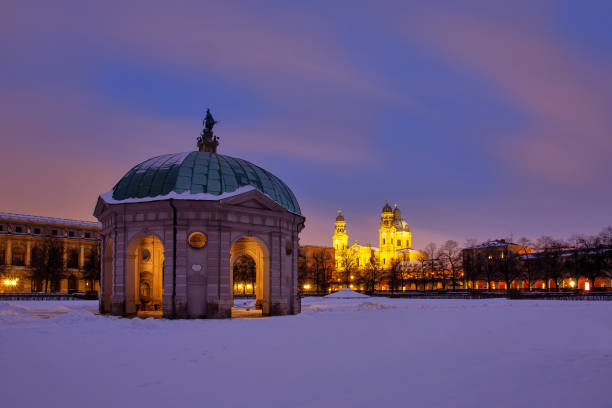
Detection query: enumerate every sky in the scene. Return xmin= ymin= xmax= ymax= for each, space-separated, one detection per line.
xmin=1 ymin=0 xmax=611 ymax=249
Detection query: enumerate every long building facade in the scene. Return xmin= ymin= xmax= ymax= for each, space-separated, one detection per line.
xmin=0 ymin=212 xmax=102 ymax=293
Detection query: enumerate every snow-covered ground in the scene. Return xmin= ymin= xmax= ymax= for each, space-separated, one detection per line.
xmin=1 ymin=297 xmax=611 ymax=408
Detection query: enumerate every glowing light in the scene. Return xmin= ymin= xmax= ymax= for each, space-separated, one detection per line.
xmin=303 ymin=284 xmax=311 ymax=290
xmin=237 ymin=284 xmax=243 ymax=289
xmin=246 ymin=284 xmax=252 ymax=289
xmin=585 ymin=282 xmax=590 ymax=291
xmin=3 ymin=279 xmax=18 ymax=286
xmin=569 ymin=280 xmax=576 ymax=288
xmin=350 ymin=275 xmax=354 ymax=280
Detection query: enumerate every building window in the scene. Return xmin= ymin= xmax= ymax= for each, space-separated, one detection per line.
xmin=0 ymin=225 xmax=3 ymax=231
xmin=85 ymin=232 xmax=91 ymax=239
xmin=52 ymin=229 xmax=58 ymax=235
xmin=15 ymin=226 xmax=23 ymax=233
xmin=397 ymin=239 xmax=401 ymax=246
xmin=383 ymin=239 xmax=386 ymax=244
xmin=67 ymin=249 xmax=79 ymax=268
xmin=34 ymin=228 xmax=41 ymax=234
xmin=12 ymin=246 xmax=25 ymax=266
xmin=68 ymin=231 xmax=75 ymax=237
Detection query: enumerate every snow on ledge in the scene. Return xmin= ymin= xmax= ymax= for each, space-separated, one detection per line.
xmin=325 ymin=288 xmax=370 ymax=299
xmin=99 ymin=185 xmax=257 ymax=205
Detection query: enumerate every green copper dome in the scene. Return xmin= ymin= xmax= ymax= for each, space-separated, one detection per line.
xmin=111 ymin=151 xmax=301 ymax=215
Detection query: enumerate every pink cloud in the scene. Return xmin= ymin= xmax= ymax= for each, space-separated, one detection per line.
xmin=394 ymin=9 xmax=612 ymax=182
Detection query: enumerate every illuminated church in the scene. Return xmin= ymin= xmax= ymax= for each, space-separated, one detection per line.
xmin=333 ymin=202 xmax=426 ymax=270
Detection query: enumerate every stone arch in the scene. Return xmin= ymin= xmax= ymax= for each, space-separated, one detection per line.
xmin=126 ymin=234 xmax=165 ymax=316
xmin=102 ymin=238 xmax=113 ymax=313
xmin=230 ymin=236 xmax=270 ymax=315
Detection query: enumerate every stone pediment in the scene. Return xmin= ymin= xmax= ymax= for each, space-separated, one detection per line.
xmin=93 ymin=196 xmax=108 ymax=218
xmin=221 ymin=189 xmax=285 ymax=213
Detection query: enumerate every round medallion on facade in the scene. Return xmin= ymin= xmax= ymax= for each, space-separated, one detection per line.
xmin=188 ymin=232 xmax=207 ymax=249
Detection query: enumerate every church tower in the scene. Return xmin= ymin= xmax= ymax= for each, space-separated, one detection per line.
xmin=379 ymin=201 xmax=396 ymax=269
xmin=333 ymin=209 xmax=349 ymax=269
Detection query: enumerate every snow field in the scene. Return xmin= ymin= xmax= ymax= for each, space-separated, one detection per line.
xmin=1 ymin=297 xmax=611 ymax=408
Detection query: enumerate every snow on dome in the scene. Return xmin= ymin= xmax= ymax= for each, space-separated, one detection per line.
xmin=325 ymin=288 xmax=369 ymax=299
xmin=105 ymin=151 xmax=301 ymax=215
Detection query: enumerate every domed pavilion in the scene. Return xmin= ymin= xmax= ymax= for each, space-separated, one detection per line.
xmin=93 ymin=110 xmax=305 ymax=318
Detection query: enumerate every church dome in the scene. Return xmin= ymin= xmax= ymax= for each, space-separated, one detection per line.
xmin=335 ymin=209 xmax=345 ymax=222
xmin=108 ymin=151 xmax=301 ymax=215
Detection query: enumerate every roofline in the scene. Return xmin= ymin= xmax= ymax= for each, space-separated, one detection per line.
xmin=0 ymin=212 xmax=102 ymax=229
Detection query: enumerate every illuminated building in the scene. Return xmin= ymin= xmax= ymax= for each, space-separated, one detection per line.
xmin=333 ymin=202 xmax=426 ymax=271
xmin=0 ymin=212 xmax=101 ymax=293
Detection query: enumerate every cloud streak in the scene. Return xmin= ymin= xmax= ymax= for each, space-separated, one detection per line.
xmin=393 ymin=8 xmax=612 ymax=182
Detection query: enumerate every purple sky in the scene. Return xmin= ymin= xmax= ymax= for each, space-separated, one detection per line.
xmin=1 ymin=1 xmax=611 ymax=249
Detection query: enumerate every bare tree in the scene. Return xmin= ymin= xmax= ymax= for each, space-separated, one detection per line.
xmin=516 ymin=237 xmax=536 ymax=291
xmin=439 ymin=240 xmax=462 ymax=290
xmin=422 ymin=243 xmax=439 ymax=290
xmin=29 ymin=238 xmax=65 ymax=293
xmin=334 ymin=249 xmax=357 ymax=288
xmin=359 ymin=256 xmax=382 ymax=295
xmin=311 ymin=250 xmax=334 ymax=293
xmin=82 ymin=242 xmax=101 ymax=292
xmin=535 ymin=236 xmax=568 ymax=291
xmin=574 ymin=234 xmax=610 ymax=290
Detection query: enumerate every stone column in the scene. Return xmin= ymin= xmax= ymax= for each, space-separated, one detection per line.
xmin=6 ymin=239 xmax=12 ymax=265
xmin=25 ymin=240 xmax=31 ymax=266
xmin=161 ymin=226 xmax=175 ymax=317
xmin=269 ymin=231 xmax=281 ymax=315
xmin=218 ymin=228 xmax=232 ymax=318
xmin=174 ymin=228 xmax=189 ymax=317
xmin=79 ymin=244 xmax=85 ymax=268
xmin=111 ymin=228 xmax=127 ymax=315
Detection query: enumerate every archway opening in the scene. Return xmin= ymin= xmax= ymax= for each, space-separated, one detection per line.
xmin=126 ymin=235 xmax=164 ymax=317
xmin=230 ymin=236 xmax=269 ymax=318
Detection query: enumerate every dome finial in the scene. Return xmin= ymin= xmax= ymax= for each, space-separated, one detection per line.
xmin=382 ymin=200 xmax=392 ymax=213
xmin=197 ymin=108 xmax=220 ymax=153
xmin=335 ymin=209 xmax=345 ymax=222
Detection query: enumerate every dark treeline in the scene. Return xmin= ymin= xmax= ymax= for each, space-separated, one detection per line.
xmin=29 ymin=239 xmax=100 ymax=292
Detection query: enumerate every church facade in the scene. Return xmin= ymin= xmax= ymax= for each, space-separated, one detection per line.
xmin=332 ymin=202 xmax=426 ymax=271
